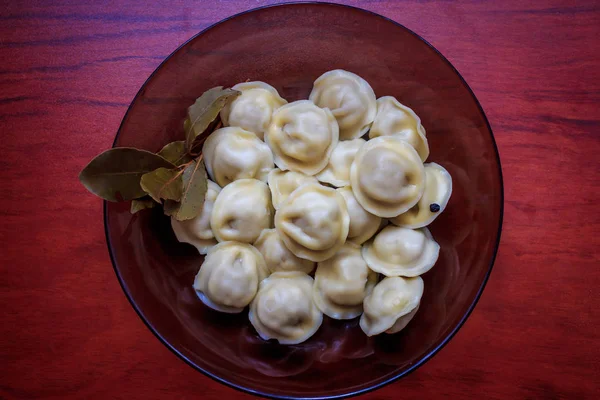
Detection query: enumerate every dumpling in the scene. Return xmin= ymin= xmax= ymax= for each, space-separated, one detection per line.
xmin=360 ymin=276 xmax=424 ymax=336
xmin=171 ymin=180 xmax=221 ymax=254
xmin=337 ymin=186 xmax=381 ymax=245
xmin=254 ymin=229 xmax=315 ymax=274
xmin=386 ymin=303 xmax=420 ymax=334
xmin=220 ymin=81 xmax=287 ymax=140
xmin=309 ymin=69 xmax=376 ymax=140
xmin=249 ymin=271 xmax=323 ymax=344
xmin=193 ymin=241 xmax=269 ymax=313
xmin=202 ymin=127 xmax=274 ymax=187
xmin=391 ymin=162 xmax=452 ymax=228
xmin=267 ymin=168 xmax=318 ymax=210
xmin=211 ymin=179 xmax=273 ymax=243
xmin=316 ymin=138 xmax=365 ymax=187
xmin=265 ymin=100 xmax=339 ymax=176
xmin=350 ymin=136 xmax=425 ymax=217
xmin=369 ymin=96 xmax=429 ymax=161
xmin=275 ymin=183 xmax=349 ymax=262
xmin=313 ymin=242 xmax=377 ymax=320
xmin=362 ymin=225 xmax=440 ymax=277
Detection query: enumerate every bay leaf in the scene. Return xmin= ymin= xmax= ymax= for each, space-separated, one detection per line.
xmin=157 ymin=141 xmax=193 ymax=165
xmin=163 ymin=199 xmax=180 ymax=217
xmin=188 ymin=116 xmax=222 ymax=156
xmin=166 ymin=158 xmax=208 ymax=221
xmin=185 ymin=87 xmax=240 ymax=151
xmin=140 ymin=167 xmax=184 ymax=203
xmin=183 ymin=118 xmax=191 ymax=137
xmin=130 ymin=198 xmax=156 ymax=214
xmin=79 ymin=147 xmax=175 ymax=202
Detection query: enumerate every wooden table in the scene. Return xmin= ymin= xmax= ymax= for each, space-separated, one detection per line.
xmin=2 ymin=1 xmax=598 ymax=398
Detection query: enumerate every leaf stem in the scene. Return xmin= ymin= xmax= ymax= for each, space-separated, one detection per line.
xmin=177 ymin=159 xmax=194 ymax=169
xmin=157 ymin=168 xmax=186 ymax=199
xmin=166 ymin=154 xmax=203 ymax=201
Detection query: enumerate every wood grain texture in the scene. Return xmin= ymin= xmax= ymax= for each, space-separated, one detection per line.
xmin=1 ymin=0 xmax=598 ymax=399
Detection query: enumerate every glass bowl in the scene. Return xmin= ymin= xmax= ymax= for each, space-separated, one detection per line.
xmin=105 ymin=3 xmax=503 ymax=399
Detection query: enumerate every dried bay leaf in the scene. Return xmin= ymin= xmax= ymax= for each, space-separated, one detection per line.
xmin=166 ymin=158 xmax=208 ymax=221
xmin=130 ymin=198 xmax=156 ymax=214
xmin=163 ymin=199 xmax=180 ymax=217
xmin=79 ymin=147 xmax=175 ymax=202
xmin=140 ymin=168 xmax=184 ymax=203
xmin=185 ymin=87 xmax=240 ymax=151
xmin=187 ymin=116 xmax=222 ymax=156
xmin=183 ymin=118 xmax=191 ymax=137
xmin=157 ymin=141 xmax=193 ymax=165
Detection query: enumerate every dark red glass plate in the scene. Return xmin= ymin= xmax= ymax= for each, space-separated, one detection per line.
xmin=105 ymin=3 xmax=503 ymax=398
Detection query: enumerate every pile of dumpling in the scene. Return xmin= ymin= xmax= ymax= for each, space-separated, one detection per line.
xmin=171 ymin=70 xmax=453 ymax=345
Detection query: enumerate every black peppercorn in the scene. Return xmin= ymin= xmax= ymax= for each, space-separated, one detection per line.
xmin=430 ymin=203 xmax=441 ymax=212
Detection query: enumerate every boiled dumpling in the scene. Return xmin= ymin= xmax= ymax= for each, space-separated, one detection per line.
xmin=220 ymin=81 xmax=287 ymax=140
xmin=193 ymin=241 xmax=269 ymax=313
xmin=265 ymin=100 xmax=339 ymax=175
xmin=254 ymin=229 xmax=315 ymax=274
xmin=267 ymin=168 xmax=318 ymax=210
xmin=275 ymin=182 xmax=349 ymax=262
xmin=249 ymin=271 xmax=323 ymax=344
xmin=202 ymin=127 xmax=274 ymax=187
xmin=391 ymin=163 xmax=452 ymax=228
xmin=360 ymin=276 xmax=423 ymax=336
xmin=370 ymin=96 xmax=429 ymax=161
xmin=316 ymin=138 xmax=365 ymax=187
xmin=337 ymin=186 xmax=381 ymax=245
xmin=386 ymin=303 xmax=420 ymax=334
xmin=313 ymin=242 xmax=377 ymax=320
xmin=362 ymin=225 xmax=440 ymax=277
xmin=309 ymin=69 xmax=376 ymax=140
xmin=350 ymin=136 xmax=425 ymax=217
xmin=171 ymin=180 xmax=221 ymax=254
xmin=211 ymin=179 xmax=273 ymax=243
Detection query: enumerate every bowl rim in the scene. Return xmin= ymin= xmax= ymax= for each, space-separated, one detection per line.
xmin=103 ymin=2 xmax=504 ymax=399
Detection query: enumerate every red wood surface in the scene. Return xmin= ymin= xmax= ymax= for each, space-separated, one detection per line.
xmin=1 ymin=0 xmax=599 ymax=399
